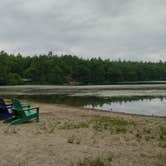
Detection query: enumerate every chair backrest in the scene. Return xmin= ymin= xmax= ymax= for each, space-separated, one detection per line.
xmin=12 ymin=98 xmax=26 ymax=118
xmin=12 ymin=98 xmax=23 ymax=111
xmin=0 ymin=98 xmax=5 ymax=106
xmin=0 ymin=98 xmax=13 ymax=116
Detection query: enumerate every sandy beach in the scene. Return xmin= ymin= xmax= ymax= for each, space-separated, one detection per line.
xmin=0 ymin=101 xmax=165 ymax=166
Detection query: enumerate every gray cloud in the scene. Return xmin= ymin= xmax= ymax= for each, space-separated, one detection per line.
xmin=0 ymin=0 xmax=166 ymax=61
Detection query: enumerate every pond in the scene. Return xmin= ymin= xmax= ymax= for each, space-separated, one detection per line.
xmin=5 ymin=95 xmax=166 ymax=117
xmin=84 ymin=97 xmax=166 ymax=117
xmin=1 ymin=85 xmax=166 ymax=117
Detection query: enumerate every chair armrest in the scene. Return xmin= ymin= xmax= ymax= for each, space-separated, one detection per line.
xmin=6 ymin=105 xmax=13 ymax=109
xmin=22 ymin=105 xmax=31 ymax=108
xmin=23 ymin=107 xmax=39 ymax=112
xmin=6 ymin=104 xmax=13 ymax=107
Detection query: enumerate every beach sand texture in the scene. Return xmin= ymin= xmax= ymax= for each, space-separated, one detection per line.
xmin=0 ymin=101 xmax=165 ymax=166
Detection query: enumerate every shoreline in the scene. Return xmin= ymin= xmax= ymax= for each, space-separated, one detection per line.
xmin=82 ymin=107 xmax=166 ymax=119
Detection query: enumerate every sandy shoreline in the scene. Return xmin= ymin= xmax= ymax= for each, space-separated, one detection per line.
xmin=0 ymin=101 xmax=165 ymax=166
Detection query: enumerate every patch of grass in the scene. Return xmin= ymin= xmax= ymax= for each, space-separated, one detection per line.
xmin=37 ymin=120 xmax=89 ymax=133
xmin=67 ymin=135 xmax=81 ymax=144
xmin=157 ymin=152 xmax=166 ymax=162
xmin=38 ymin=120 xmax=61 ymax=134
xmin=107 ymin=155 xmax=113 ymax=162
xmin=90 ymin=116 xmax=135 ymax=134
xmin=67 ymin=135 xmax=75 ymax=144
xmin=144 ymin=135 xmax=155 ymax=141
xmin=158 ymin=141 xmax=166 ymax=148
xmin=115 ymin=127 xmax=127 ymax=134
xmin=3 ymin=126 xmax=18 ymax=135
xmin=60 ymin=121 xmax=89 ymax=130
xmin=70 ymin=157 xmax=110 ymax=166
xmin=135 ymin=132 xmax=142 ymax=138
xmin=95 ymin=116 xmax=134 ymax=125
xmin=159 ymin=127 xmax=166 ymax=140
xmin=143 ymin=128 xmax=151 ymax=134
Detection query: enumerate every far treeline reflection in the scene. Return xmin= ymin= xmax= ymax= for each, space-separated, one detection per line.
xmin=2 ymin=95 xmax=166 ymax=107
xmin=0 ymin=50 xmax=166 ymax=85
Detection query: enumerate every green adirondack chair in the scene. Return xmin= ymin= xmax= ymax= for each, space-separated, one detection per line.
xmin=5 ymin=98 xmax=39 ymax=125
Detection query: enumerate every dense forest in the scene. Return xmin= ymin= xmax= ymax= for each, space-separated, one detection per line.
xmin=0 ymin=50 xmax=166 ymax=85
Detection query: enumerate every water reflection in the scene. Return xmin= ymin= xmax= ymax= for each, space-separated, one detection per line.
xmin=84 ymin=98 xmax=166 ymax=116
xmin=1 ymin=95 xmax=166 ymax=116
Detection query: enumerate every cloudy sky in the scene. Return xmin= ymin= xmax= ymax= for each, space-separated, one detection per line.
xmin=0 ymin=0 xmax=166 ymax=61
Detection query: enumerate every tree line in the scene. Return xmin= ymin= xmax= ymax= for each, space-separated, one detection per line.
xmin=0 ymin=50 xmax=166 ymax=85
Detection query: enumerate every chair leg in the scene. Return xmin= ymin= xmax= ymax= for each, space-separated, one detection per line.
xmin=10 ymin=118 xmax=26 ymax=125
xmin=4 ymin=117 xmax=17 ymax=123
xmin=36 ymin=108 xmax=39 ymax=122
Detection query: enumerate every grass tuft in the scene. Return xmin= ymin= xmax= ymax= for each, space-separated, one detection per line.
xmin=159 ymin=127 xmax=166 ymax=140
xmin=60 ymin=121 xmax=89 ymax=130
xmin=158 ymin=141 xmax=166 ymax=148
xmin=70 ymin=157 xmax=110 ymax=166
xmin=90 ymin=116 xmax=135 ymax=133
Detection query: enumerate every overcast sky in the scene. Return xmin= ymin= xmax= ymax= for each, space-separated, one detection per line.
xmin=0 ymin=0 xmax=166 ymax=61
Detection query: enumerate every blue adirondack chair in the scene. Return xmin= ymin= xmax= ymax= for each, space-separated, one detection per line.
xmin=0 ymin=98 xmax=13 ymax=120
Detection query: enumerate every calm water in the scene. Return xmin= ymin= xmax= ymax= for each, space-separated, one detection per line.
xmin=2 ymin=94 xmax=166 ymax=117
xmin=84 ymin=98 xmax=166 ymax=116
xmin=8 ymin=95 xmax=166 ymax=117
